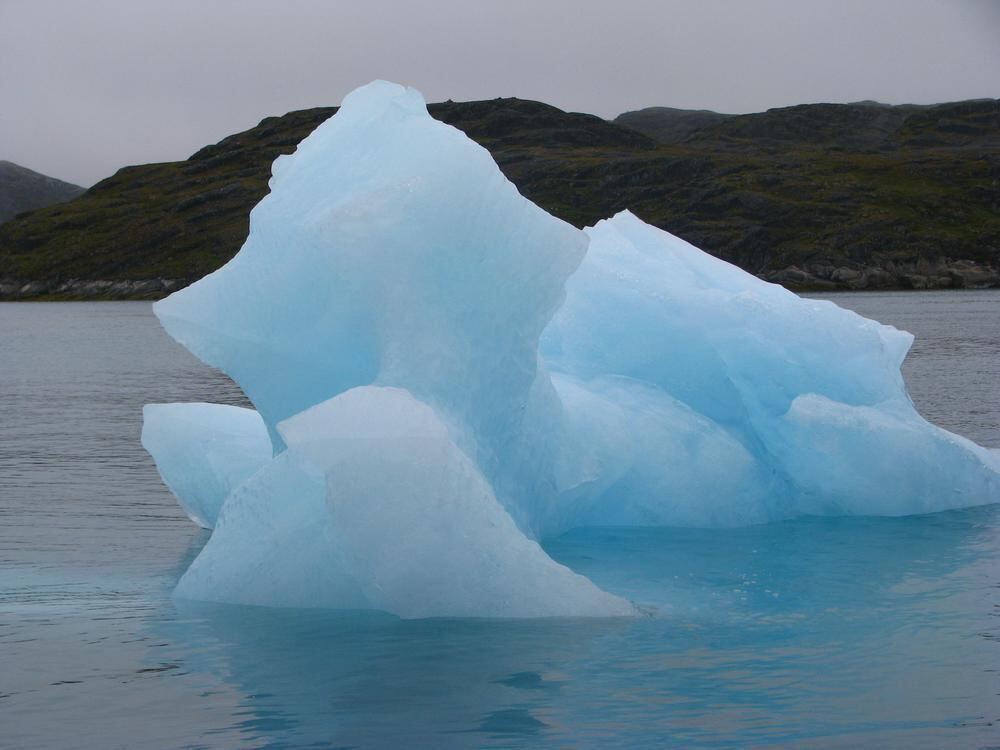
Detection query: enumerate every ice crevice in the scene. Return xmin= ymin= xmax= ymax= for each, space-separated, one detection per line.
xmin=142 ymin=80 xmax=1000 ymax=619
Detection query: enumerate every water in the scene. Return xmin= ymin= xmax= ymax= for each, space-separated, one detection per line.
xmin=1 ymin=291 xmax=998 ymax=749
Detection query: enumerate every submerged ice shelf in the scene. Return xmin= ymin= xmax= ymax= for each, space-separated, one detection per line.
xmin=143 ymin=80 xmax=1000 ymax=618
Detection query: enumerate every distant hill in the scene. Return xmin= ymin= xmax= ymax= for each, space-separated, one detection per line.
xmin=1 ymin=96 xmax=997 ymax=299
xmin=0 ymin=161 xmax=84 ymax=225
xmin=615 ymin=106 xmax=733 ymax=144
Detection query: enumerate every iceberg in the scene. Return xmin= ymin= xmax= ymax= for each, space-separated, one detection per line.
xmin=143 ymin=81 xmax=1000 ymax=618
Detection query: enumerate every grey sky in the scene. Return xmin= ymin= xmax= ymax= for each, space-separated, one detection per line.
xmin=1 ymin=0 xmax=997 ymax=187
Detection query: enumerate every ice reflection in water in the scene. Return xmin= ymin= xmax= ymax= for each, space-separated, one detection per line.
xmin=141 ymin=507 xmax=998 ymax=749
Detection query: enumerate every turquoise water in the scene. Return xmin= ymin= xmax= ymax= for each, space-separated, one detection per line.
xmin=1 ymin=293 xmax=998 ymax=748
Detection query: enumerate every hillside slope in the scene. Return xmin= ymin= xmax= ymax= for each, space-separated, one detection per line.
xmin=0 ymin=161 xmax=84 ymax=225
xmin=1 ymin=97 xmax=997 ymax=299
xmin=614 ymin=106 xmax=733 ymax=144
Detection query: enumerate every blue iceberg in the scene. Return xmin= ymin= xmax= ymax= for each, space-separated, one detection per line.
xmin=143 ymin=81 xmax=1000 ymax=618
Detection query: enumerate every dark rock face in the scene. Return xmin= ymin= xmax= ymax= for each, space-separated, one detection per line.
xmin=0 ymin=161 xmax=85 ymax=225
xmin=1 ymin=96 xmax=997 ymax=299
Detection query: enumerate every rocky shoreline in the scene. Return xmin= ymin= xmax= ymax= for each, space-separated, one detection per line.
xmin=0 ymin=277 xmax=189 ymax=300
xmin=2 ymin=258 xmax=997 ymax=301
xmin=761 ymin=258 xmax=1000 ymax=291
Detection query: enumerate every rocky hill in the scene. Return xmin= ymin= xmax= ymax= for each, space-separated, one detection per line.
xmin=0 ymin=161 xmax=84 ymax=225
xmin=1 ymin=97 xmax=998 ymax=299
xmin=615 ymin=106 xmax=733 ymax=144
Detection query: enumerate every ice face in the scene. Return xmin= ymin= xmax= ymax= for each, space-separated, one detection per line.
xmin=143 ymin=81 xmax=1000 ymax=618
xmin=279 ymin=386 xmax=634 ymax=618
xmin=542 ymin=211 xmax=914 ymax=432
xmin=546 ymin=374 xmax=777 ymax=533
xmin=153 ymin=80 xmax=586 ymax=481
xmin=174 ymin=448 xmax=369 ymax=609
xmin=542 ymin=212 xmax=998 ymax=526
xmin=175 ymin=387 xmax=633 ymax=618
xmin=141 ymin=403 xmax=271 ymax=529
xmin=775 ymin=394 xmax=1000 ymax=515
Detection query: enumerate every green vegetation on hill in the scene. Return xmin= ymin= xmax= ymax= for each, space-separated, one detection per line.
xmin=1 ymin=97 xmax=997 ymax=299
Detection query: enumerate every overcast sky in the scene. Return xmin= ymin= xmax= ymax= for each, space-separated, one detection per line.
xmin=1 ymin=0 xmax=997 ymax=187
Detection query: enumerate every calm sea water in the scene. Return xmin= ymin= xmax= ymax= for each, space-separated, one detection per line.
xmin=1 ymin=292 xmax=998 ymax=749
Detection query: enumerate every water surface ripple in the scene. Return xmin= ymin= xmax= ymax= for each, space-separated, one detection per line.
xmin=1 ymin=292 xmax=998 ymax=749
